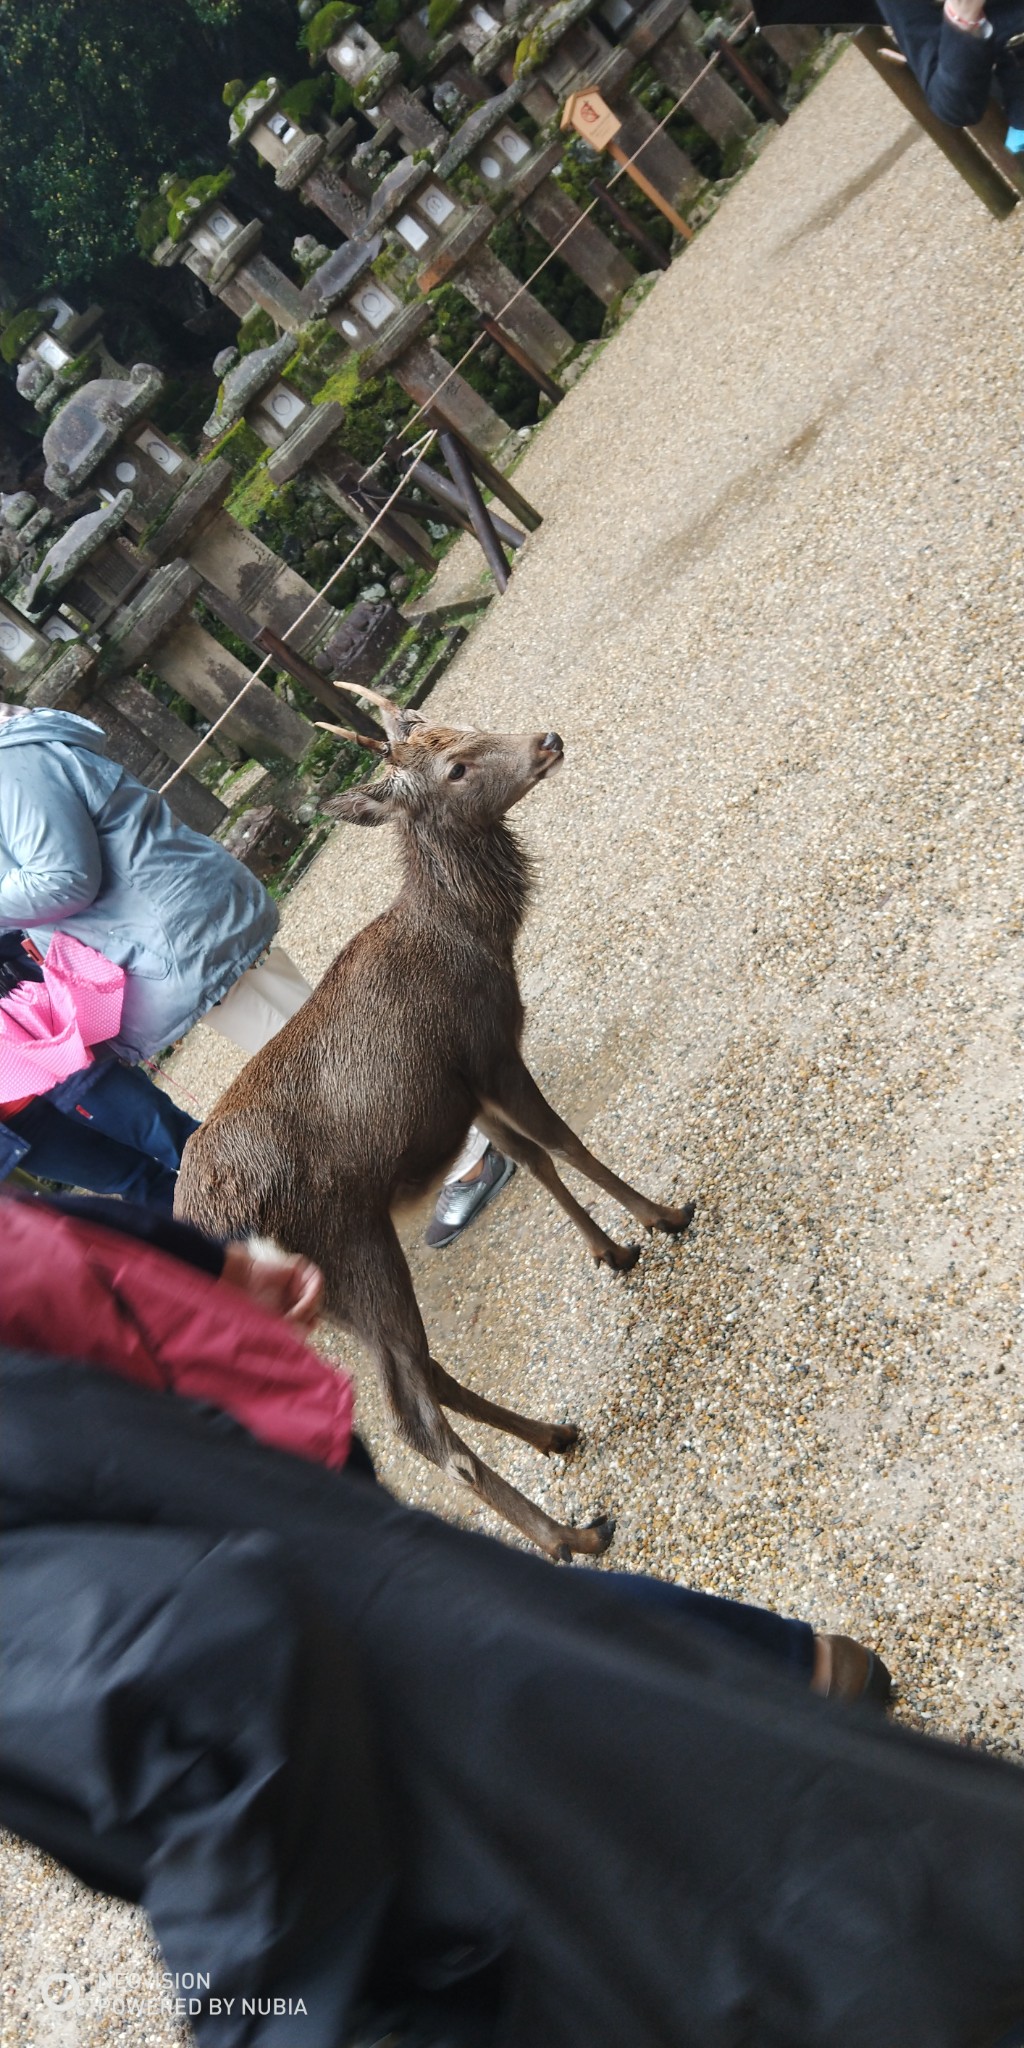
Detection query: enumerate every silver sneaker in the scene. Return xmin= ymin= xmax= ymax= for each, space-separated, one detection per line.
xmin=424 ymin=1145 xmax=517 ymax=1248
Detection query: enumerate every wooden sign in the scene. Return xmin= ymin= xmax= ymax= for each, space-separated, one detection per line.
xmin=560 ymin=85 xmax=692 ymax=239
xmin=560 ymin=89 xmax=622 ymax=152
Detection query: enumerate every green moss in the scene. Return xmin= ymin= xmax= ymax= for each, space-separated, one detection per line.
xmin=280 ymin=319 xmax=349 ymax=401
xmin=278 ymin=76 xmax=331 ymax=123
xmin=330 ymin=77 xmax=355 ymax=118
xmin=212 ymin=418 xmax=269 ymax=477
xmin=237 ymin=307 xmax=278 ymax=356
xmin=228 ymin=78 xmax=276 ymax=140
xmin=427 ymin=0 xmax=461 ymax=34
xmin=136 ymin=189 xmax=172 ymax=258
xmin=323 ymin=371 xmax=413 ymax=466
xmin=312 ymin=355 xmax=362 ymax=408
xmin=429 ymin=283 xmax=539 ymax=429
xmin=225 ymin=451 xmax=277 ymax=528
xmin=299 ymin=2 xmax=358 ymax=60
xmin=222 ymin=78 xmax=246 ymax=108
xmin=0 ymin=308 xmax=46 ymax=365
xmin=167 ymin=168 xmax=233 ymax=243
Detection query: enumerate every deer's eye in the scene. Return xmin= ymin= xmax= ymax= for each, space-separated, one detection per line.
xmin=448 ymin=762 xmax=467 ymax=781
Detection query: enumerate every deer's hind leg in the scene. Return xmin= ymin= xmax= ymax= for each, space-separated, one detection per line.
xmin=475 ymin=1109 xmax=642 ymax=1271
xmin=482 ymin=1064 xmax=695 ymax=1265
xmin=348 ymin=1220 xmax=611 ymax=1560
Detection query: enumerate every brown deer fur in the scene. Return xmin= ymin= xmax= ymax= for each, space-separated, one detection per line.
xmin=175 ymin=693 xmax=694 ymax=1558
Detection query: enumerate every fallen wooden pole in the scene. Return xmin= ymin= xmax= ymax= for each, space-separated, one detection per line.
xmin=436 ymin=428 xmax=511 ymax=592
xmin=396 ymin=461 xmax=527 ymax=549
xmin=421 ymin=412 xmax=543 ymax=532
xmin=254 ymin=628 xmax=383 ymax=737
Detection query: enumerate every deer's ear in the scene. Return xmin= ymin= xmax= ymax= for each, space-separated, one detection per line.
xmin=323 ymin=784 xmax=396 ymax=828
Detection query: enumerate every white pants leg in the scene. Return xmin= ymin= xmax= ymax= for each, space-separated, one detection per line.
xmin=443 ymin=1123 xmax=490 ymax=1187
xmin=204 ymin=946 xmax=313 ymax=1056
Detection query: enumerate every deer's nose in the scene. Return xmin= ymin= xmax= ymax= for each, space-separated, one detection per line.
xmin=538 ymin=732 xmax=563 ymax=757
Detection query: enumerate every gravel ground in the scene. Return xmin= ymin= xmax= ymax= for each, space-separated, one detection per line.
xmin=4 ymin=46 xmax=1024 ymax=2045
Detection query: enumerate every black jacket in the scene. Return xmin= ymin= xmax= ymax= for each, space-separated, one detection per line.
xmin=4 ymin=1349 xmax=1024 ymax=2048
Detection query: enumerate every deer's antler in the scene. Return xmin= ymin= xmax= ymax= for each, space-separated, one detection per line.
xmin=333 ymin=679 xmax=422 ymax=744
xmin=315 ymin=719 xmax=390 ymax=755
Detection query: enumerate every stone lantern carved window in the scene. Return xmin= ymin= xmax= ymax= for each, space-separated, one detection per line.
xmin=495 ymin=126 xmax=530 ymax=163
xmin=396 ymin=212 xmax=430 ymax=252
xmin=208 ymin=210 xmax=237 ymax=241
xmin=419 ymin=185 xmax=456 ymax=226
xmin=42 ymin=614 xmax=79 ymax=644
xmin=0 ymin=617 xmax=35 ymax=663
xmin=479 ymin=153 xmax=503 ymax=181
xmin=36 ymin=334 xmax=72 ymax=372
xmin=267 ymin=111 xmax=298 ymax=143
xmin=114 ymin=460 xmax=138 ymax=484
xmin=265 ymin=384 xmax=306 ymax=427
xmin=133 ymin=430 xmax=183 ymax=474
xmin=600 ymin=0 xmax=636 ymax=25
xmin=352 ymin=282 xmax=399 ymax=330
xmin=340 ymin=317 xmax=361 ymax=341
xmin=470 ymin=4 xmax=499 ymax=27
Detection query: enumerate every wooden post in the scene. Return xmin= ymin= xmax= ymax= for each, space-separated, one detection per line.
xmin=712 ymin=34 xmax=788 ymax=124
xmin=479 ymin=316 xmax=564 ymax=404
xmin=589 ymin=179 xmax=671 ymax=271
xmin=435 ymin=428 xmax=511 ymax=593
xmin=854 ymin=28 xmax=1019 ymax=219
xmin=562 ymin=88 xmax=693 ymax=241
xmin=606 ymin=140 xmax=693 ymax=239
xmin=254 ymin=627 xmax=384 ymax=738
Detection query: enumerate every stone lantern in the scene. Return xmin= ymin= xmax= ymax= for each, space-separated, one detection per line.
xmin=152 ymin=185 xmax=307 ymax=333
xmin=323 ymin=22 xmax=448 ymax=153
xmin=202 ymin=335 xmax=437 ymax=574
xmin=306 ymin=230 xmax=511 ymax=459
xmin=436 ymin=85 xmax=638 ymax=309
xmin=229 ymin=78 xmax=366 ymax=241
xmin=472 ymin=0 xmax=702 ymax=211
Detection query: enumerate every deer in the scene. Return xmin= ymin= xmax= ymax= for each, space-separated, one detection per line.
xmin=174 ymin=686 xmax=694 ymax=1559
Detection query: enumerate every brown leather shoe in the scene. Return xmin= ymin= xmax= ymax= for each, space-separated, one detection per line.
xmin=812 ymin=1633 xmax=893 ymax=1709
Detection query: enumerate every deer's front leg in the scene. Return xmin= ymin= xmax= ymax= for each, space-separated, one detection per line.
xmin=476 ymin=1109 xmax=641 ymax=1270
xmin=484 ymin=1063 xmax=695 ymax=1248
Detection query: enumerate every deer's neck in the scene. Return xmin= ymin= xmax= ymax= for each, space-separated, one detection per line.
xmin=399 ymin=816 xmax=532 ymax=954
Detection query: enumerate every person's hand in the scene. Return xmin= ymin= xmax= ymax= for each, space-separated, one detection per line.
xmin=221 ymin=1240 xmax=325 ymax=1329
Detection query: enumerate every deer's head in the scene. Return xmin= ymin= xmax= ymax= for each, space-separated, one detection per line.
xmin=320 ymin=685 xmax=564 ymax=832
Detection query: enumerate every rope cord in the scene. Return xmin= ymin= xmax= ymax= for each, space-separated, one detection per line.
xmin=157 ymin=13 xmax=758 ymax=793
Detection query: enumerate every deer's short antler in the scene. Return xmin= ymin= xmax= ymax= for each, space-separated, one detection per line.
xmin=315 ymin=720 xmax=390 ymax=755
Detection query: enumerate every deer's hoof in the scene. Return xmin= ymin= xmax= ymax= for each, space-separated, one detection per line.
xmin=654 ymin=1200 xmax=696 ymax=1237
xmin=552 ymin=1540 xmax=573 ymax=1563
xmin=580 ymin=1513 xmax=616 ymax=1556
xmin=596 ymin=1240 xmax=641 ymax=1272
xmin=545 ymin=1422 xmax=579 ymax=1458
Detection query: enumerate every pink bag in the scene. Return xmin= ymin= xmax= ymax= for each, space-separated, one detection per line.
xmin=0 ymin=933 xmax=125 ymax=1102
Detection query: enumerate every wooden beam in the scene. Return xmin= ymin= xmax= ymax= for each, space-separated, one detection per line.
xmin=854 ymin=28 xmax=1018 ymax=219
xmin=589 ymin=179 xmax=671 ymax=270
xmin=479 ymin=316 xmax=564 ymax=404
xmin=712 ymin=33 xmax=788 ymax=124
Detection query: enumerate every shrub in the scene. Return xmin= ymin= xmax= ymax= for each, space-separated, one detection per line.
xmin=299 ymin=2 xmax=358 ymax=60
